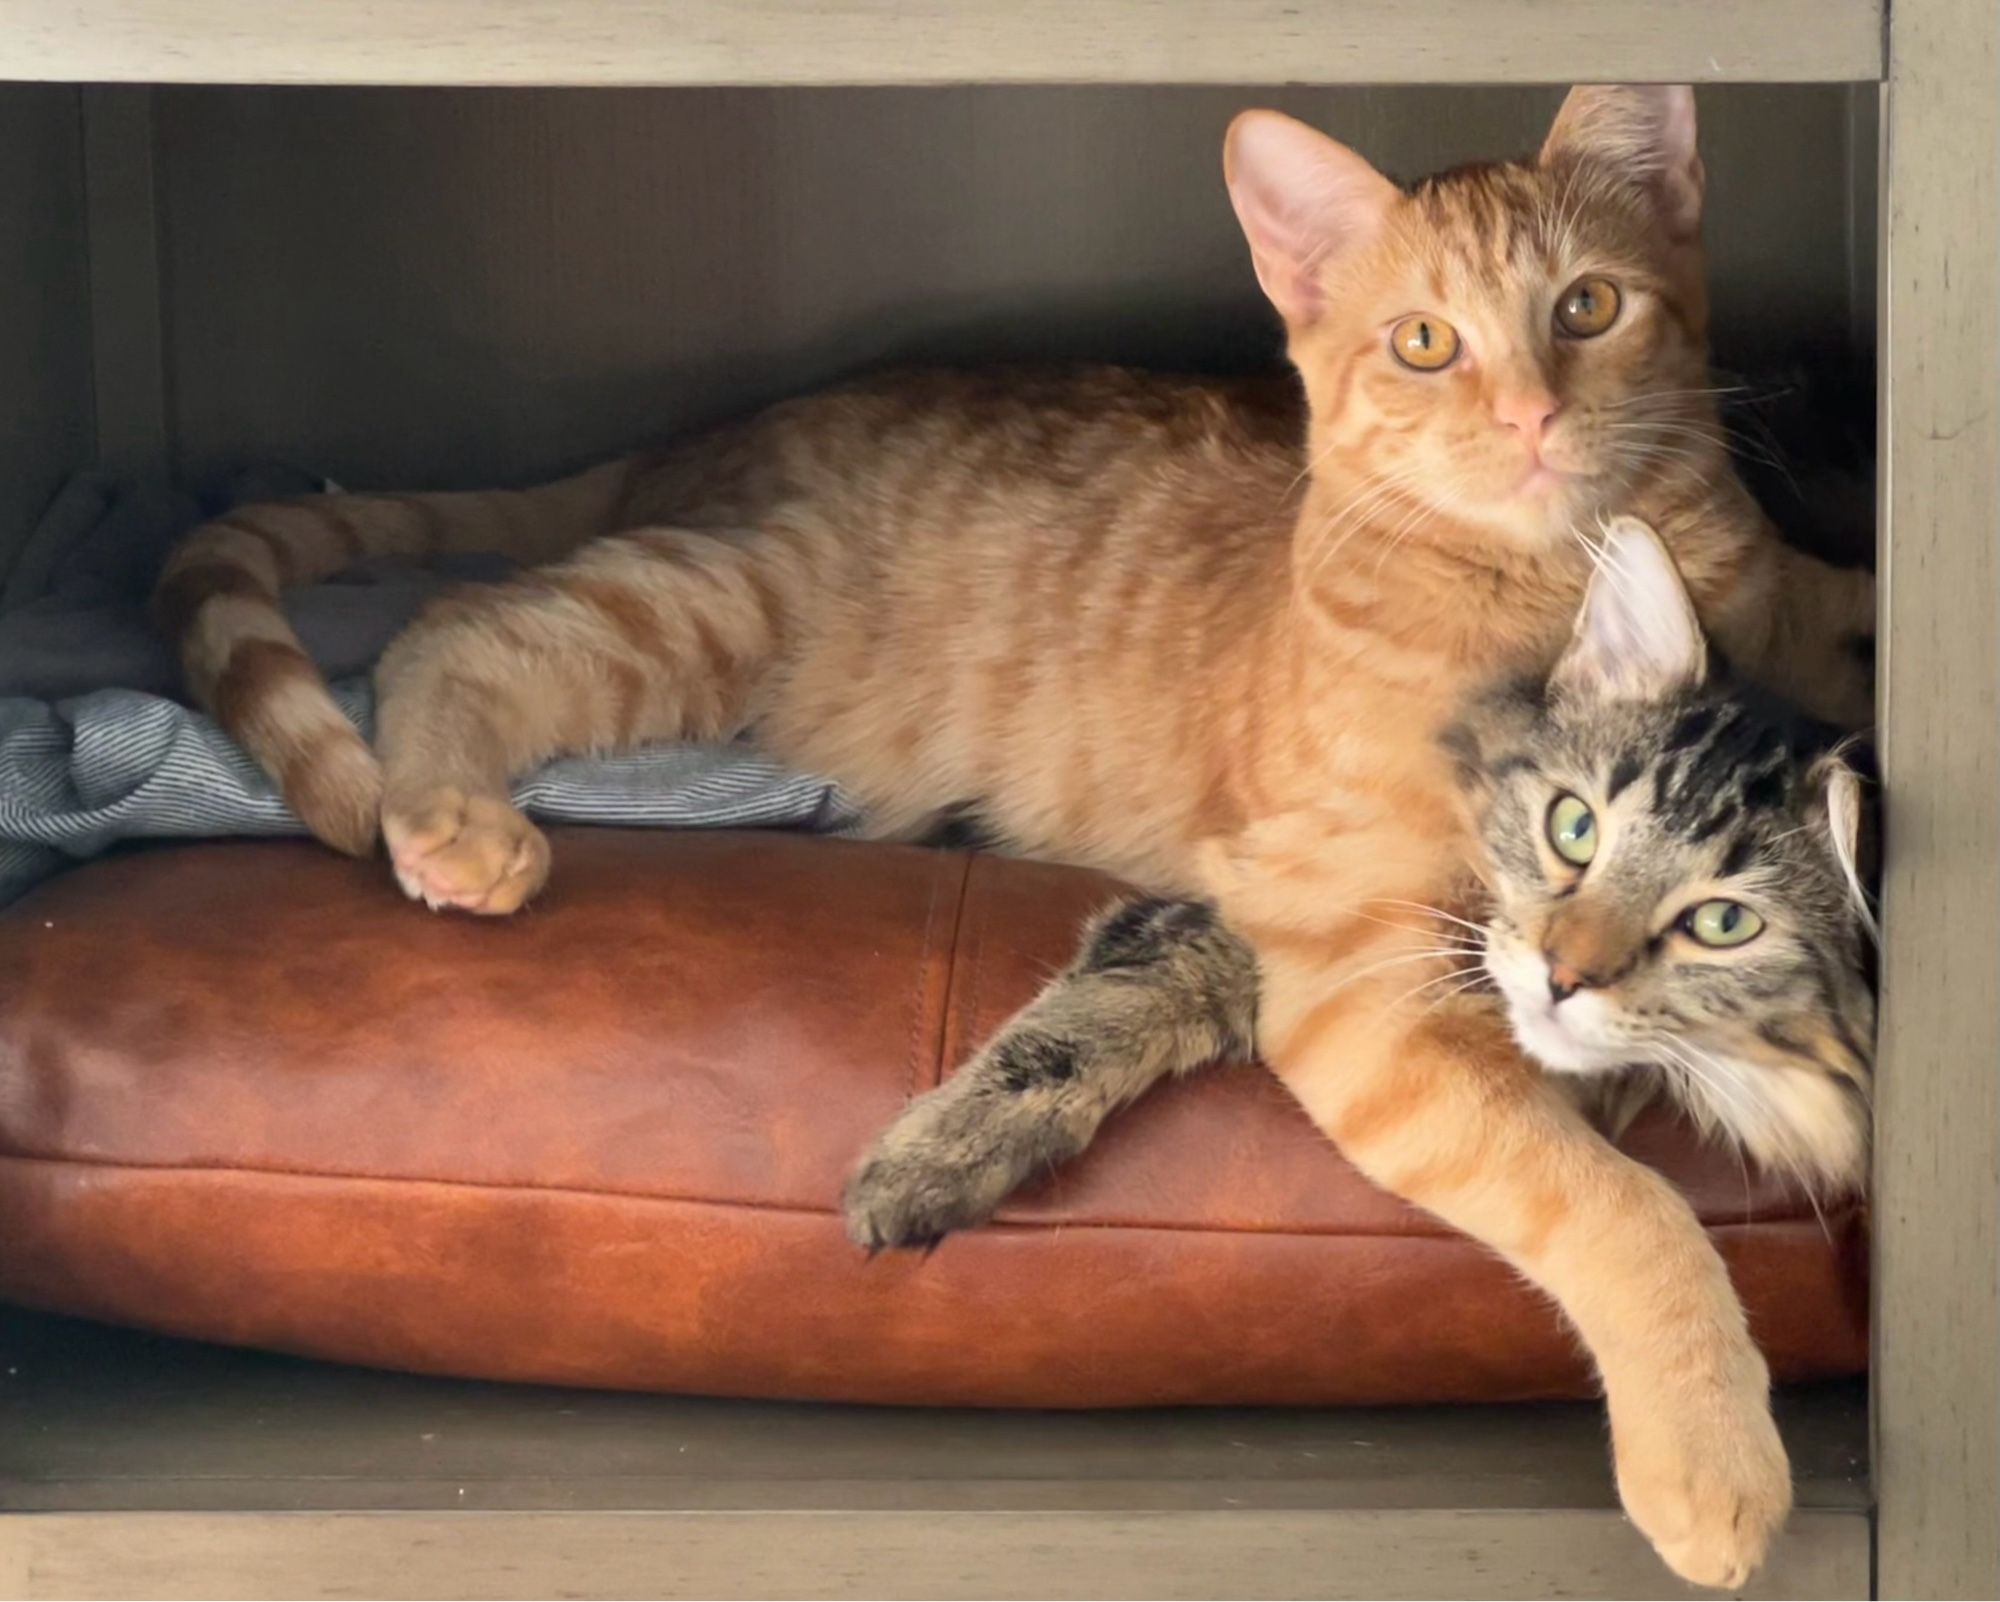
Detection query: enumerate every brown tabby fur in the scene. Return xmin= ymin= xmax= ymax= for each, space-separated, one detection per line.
xmin=153 ymin=88 xmax=1874 ymax=1588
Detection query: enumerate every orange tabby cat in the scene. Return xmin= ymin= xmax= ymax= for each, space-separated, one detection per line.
xmin=155 ymin=87 xmax=1872 ymax=1587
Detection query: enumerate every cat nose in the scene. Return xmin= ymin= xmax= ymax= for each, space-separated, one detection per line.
xmin=1546 ymin=961 xmax=1587 ymax=1004
xmin=1497 ymin=390 xmax=1559 ymax=444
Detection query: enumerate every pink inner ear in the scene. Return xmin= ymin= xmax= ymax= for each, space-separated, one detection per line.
xmin=1556 ymin=518 xmax=1708 ymax=701
xmin=1224 ymin=111 xmax=1399 ymax=327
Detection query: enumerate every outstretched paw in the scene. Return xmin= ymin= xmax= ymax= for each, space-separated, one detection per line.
xmin=382 ymin=786 xmax=550 ymax=915
xmin=842 ymin=1086 xmax=1050 ymax=1253
xmin=842 ymin=1139 xmax=1015 ymax=1254
xmin=1613 ymin=1369 xmax=1792 ymax=1590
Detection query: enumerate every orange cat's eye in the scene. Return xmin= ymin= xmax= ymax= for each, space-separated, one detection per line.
xmin=1555 ymin=276 xmax=1621 ymax=338
xmin=1390 ymin=315 xmax=1461 ymax=372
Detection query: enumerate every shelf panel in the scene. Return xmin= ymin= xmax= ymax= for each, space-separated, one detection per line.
xmin=2 ymin=1 xmax=1885 ymax=88
xmin=0 ymin=1508 xmax=1872 ymax=1601
xmin=0 ymin=1309 xmax=1870 ymax=1598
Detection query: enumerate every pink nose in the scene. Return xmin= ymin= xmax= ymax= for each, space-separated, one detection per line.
xmin=1496 ymin=390 xmax=1559 ymax=444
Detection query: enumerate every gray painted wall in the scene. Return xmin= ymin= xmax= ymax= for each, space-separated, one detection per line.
xmin=0 ymin=82 xmax=1872 ymax=559
xmin=151 ymin=84 xmax=1870 ymax=490
xmin=0 ymin=87 xmax=94 ymax=573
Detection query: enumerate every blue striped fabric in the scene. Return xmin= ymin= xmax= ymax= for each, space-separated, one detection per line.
xmin=0 ymin=471 xmax=868 ymax=905
xmin=0 ymin=468 xmax=872 ymax=908
xmin=0 ymin=679 xmax=864 ymax=907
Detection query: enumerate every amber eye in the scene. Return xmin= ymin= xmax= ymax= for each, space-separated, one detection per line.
xmin=1555 ymin=276 xmax=1621 ymax=338
xmin=1390 ymin=315 xmax=1462 ymax=372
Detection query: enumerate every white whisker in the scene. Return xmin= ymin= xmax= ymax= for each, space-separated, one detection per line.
xmin=1368 ymin=898 xmax=1489 ymax=937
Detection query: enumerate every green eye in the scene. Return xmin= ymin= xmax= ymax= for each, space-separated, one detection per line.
xmin=1547 ymin=794 xmax=1597 ymax=865
xmin=1681 ymin=900 xmax=1765 ymax=948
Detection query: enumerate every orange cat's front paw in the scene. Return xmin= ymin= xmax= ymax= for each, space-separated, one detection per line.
xmin=1611 ymin=1373 xmax=1792 ymax=1590
xmin=382 ymin=786 xmax=550 ymax=915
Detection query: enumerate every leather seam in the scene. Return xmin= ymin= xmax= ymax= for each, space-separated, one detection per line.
xmin=901 ymin=849 xmax=968 ymax=1099
xmin=950 ymin=857 xmax=994 ymax=1088
xmin=0 ymin=1153 xmax=1859 ymax=1238
xmin=896 ymin=856 xmax=945 ymax=1100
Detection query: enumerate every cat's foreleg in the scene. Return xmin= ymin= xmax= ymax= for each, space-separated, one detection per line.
xmin=842 ymin=897 xmax=1256 ymax=1251
xmin=1255 ymin=943 xmax=1790 ymax=1591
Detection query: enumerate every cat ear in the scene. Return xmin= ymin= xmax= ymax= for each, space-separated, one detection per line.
xmin=1224 ymin=110 xmax=1401 ymax=327
xmin=1540 ymin=85 xmax=1704 ymax=241
xmin=1810 ymin=743 xmax=1881 ymax=942
xmin=1550 ymin=516 xmax=1708 ymax=703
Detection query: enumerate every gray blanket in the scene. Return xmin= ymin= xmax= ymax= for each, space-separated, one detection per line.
xmin=0 ymin=471 xmax=863 ymax=906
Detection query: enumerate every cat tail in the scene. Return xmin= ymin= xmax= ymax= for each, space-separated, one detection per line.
xmin=150 ymin=458 xmax=639 ymax=855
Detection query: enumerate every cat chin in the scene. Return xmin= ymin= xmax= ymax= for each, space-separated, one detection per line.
xmin=1488 ymin=973 xmax=1638 ymax=1076
xmin=1485 ymin=945 xmax=1638 ymax=1074
xmin=1504 ymin=998 xmax=1638 ymax=1075
xmin=1473 ymin=483 xmax=1599 ymax=550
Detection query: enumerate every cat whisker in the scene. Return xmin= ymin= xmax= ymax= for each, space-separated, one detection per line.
xmin=1569 ymin=533 xmax=1611 ymax=587
xmin=1606 ymin=440 xmax=1710 ymax=490
xmin=1367 ymin=469 xmax=1473 ymax=581
xmin=1598 ymin=422 xmax=1736 ymax=456
xmin=1385 ymin=961 xmax=1491 ymax=1018
xmin=1291 ymin=465 xmax=1432 ymax=603
xmin=1278 ymin=429 xmax=1349 ymax=507
xmin=1594 ymin=383 xmax=1751 ymax=413
xmin=1716 ymin=406 xmax=1807 ymax=497
xmin=1367 ymin=898 xmax=1490 ymax=937
xmin=1315 ymin=945 xmax=1486 ymax=1006
xmin=1598 ymin=416 xmax=1792 ymax=476
xmin=1309 ymin=482 xmax=1423 ymax=583
xmin=1571 ymin=517 xmax=1647 ymax=615
xmin=1302 ymin=461 xmax=1428 ymax=543
xmin=1290 ymin=471 xmax=1390 ymax=570
xmin=1653 ymin=1041 xmax=1761 ymax=1221
xmin=1346 ymin=909 xmax=1486 ymax=949
xmin=1667 ymin=1029 xmax=1838 ymax=1239
xmin=1653 ymin=1044 xmax=1756 ymax=1180
xmin=1663 ymin=1036 xmax=1838 ymax=1229
xmin=1594 ymin=401 xmax=1748 ymax=432
xmin=1291 ymin=470 xmax=1416 ymax=601
xmin=1368 ymin=497 xmax=1439 ymax=580
xmin=1405 ymin=968 xmax=1495 ymax=1023
xmin=1626 ymin=416 xmax=1787 ymax=459
xmin=1549 ymin=158 xmax=1596 ymax=271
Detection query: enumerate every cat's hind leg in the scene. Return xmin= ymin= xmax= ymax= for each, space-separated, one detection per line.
xmin=842 ymin=897 xmax=1257 ymax=1251
xmin=376 ymin=525 xmax=800 ymax=913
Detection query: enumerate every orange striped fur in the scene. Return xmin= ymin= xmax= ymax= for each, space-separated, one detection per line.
xmin=154 ymin=87 xmax=1873 ymax=1586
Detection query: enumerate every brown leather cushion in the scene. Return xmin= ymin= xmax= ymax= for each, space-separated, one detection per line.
xmin=0 ymin=830 xmax=1866 ymax=1406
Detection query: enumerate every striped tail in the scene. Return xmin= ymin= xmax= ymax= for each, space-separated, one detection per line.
xmin=151 ymin=460 xmax=637 ymax=856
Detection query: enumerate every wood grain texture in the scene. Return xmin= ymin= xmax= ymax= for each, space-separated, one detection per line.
xmin=151 ymin=85 xmax=1866 ymax=493
xmin=0 ymin=1313 xmax=1869 ymax=1597
xmin=0 ymin=1312 xmax=1870 ymax=1519
xmin=0 ymin=86 xmax=93 ymax=574
xmin=0 ymin=1508 xmax=1870 ymax=1601
xmin=0 ymin=0 xmax=1885 ymax=88
xmin=1875 ymin=0 xmax=2000 ymax=1595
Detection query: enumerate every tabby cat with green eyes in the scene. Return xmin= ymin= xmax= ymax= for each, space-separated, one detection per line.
xmin=1450 ymin=520 xmax=1875 ymax=1189
xmin=846 ymin=518 xmax=1876 ymax=1250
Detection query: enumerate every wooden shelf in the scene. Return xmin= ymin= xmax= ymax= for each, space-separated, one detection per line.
xmin=0 ymin=1310 xmax=1868 ymax=1599
xmin=2 ymin=0 xmax=1884 ymax=88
